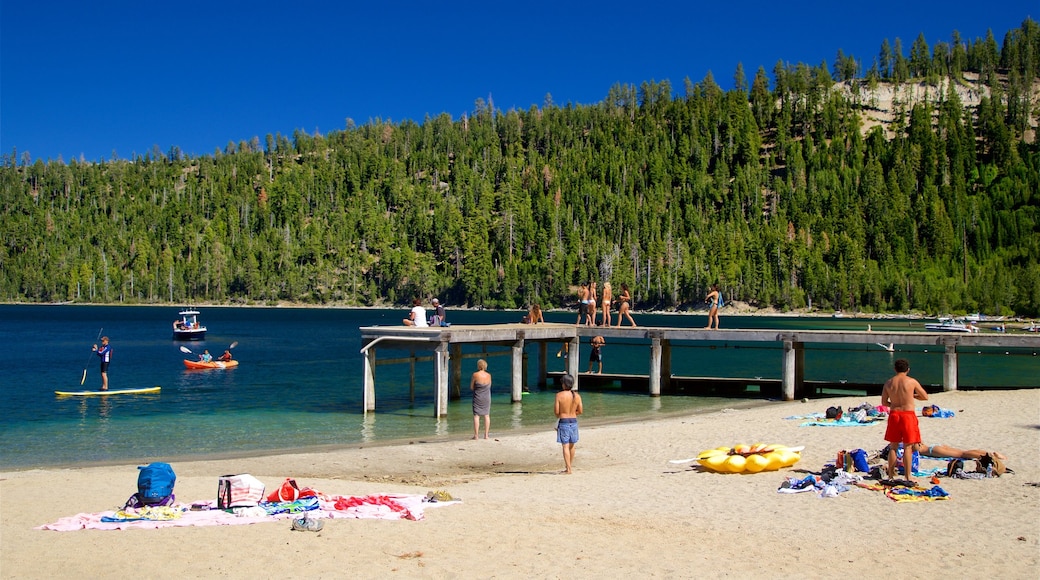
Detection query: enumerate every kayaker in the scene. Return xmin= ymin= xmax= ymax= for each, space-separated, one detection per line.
xmin=217 ymin=350 xmax=233 ymax=362
xmin=199 ymin=350 xmax=213 ymax=363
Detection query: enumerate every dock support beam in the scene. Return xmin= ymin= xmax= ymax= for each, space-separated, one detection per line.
xmin=450 ymin=344 xmax=462 ymax=400
xmin=511 ymin=334 xmax=525 ymax=403
xmin=537 ymin=342 xmax=547 ymax=388
xmin=434 ymin=342 xmax=450 ymax=417
xmin=363 ymin=346 xmax=376 ymax=412
xmin=648 ymin=334 xmax=662 ymax=397
xmin=568 ymin=337 xmax=580 ymax=390
xmin=781 ymin=337 xmax=805 ymax=401
xmin=942 ymin=342 xmax=958 ymax=392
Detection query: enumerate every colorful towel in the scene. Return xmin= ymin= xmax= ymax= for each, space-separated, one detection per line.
xmin=37 ymin=493 xmax=453 ymax=531
xmin=798 ymin=417 xmax=884 ymax=427
xmin=855 ymin=482 xmax=951 ymax=502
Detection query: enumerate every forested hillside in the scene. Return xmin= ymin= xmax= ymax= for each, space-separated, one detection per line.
xmin=3 ymin=20 xmax=1039 ymax=316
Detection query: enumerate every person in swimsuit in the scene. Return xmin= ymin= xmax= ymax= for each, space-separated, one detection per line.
xmin=575 ymin=283 xmax=589 ymax=325
xmin=587 ymin=335 xmax=605 ymax=374
xmin=919 ymin=443 xmax=1007 ymax=461
xmin=881 ymin=358 xmax=929 ymax=483
xmin=92 ymin=336 xmax=112 ymax=391
xmin=470 ymin=359 xmax=492 ymax=439
xmin=587 ymin=281 xmax=598 ymax=327
xmin=554 ymin=374 xmax=583 ymax=474
xmin=704 ymin=284 xmax=723 ymax=330
xmin=600 ymin=282 xmax=612 ymax=327
xmin=616 ymin=283 xmax=636 ymax=327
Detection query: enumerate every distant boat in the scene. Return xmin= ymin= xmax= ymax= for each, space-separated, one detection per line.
xmin=925 ymin=319 xmax=976 ymax=333
xmin=172 ymin=309 xmax=207 ymax=340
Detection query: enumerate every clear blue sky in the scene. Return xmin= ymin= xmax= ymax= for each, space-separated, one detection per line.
xmin=2 ymin=1 xmax=1035 ymax=163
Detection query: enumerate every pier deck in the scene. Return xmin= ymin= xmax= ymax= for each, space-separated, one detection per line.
xmin=359 ymin=323 xmax=1039 ymax=416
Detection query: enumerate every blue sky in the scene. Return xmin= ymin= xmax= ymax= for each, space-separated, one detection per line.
xmin=2 ymin=1 xmax=1035 ymax=163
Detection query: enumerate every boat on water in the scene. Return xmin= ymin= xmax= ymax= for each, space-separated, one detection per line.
xmin=924 ymin=318 xmax=978 ymax=333
xmin=173 ymin=309 xmax=207 ymax=340
xmin=183 ymin=359 xmax=238 ymax=370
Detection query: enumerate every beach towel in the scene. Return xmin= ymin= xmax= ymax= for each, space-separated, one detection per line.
xmin=855 ymin=482 xmax=951 ymax=502
xmin=798 ymin=417 xmax=884 ymax=427
xmin=37 ymin=493 xmax=454 ymax=531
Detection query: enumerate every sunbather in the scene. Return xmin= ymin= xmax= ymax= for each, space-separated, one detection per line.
xmin=919 ymin=444 xmax=1006 ymax=461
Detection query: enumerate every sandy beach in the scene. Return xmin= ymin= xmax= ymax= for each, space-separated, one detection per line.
xmin=3 ymin=388 xmax=1037 ymax=579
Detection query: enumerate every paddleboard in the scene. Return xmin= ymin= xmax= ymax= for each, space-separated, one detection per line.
xmin=56 ymin=386 xmax=161 ymax=397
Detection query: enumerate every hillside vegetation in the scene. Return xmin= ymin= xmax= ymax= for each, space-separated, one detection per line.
xmin=2 ymin=20 xmax=1039 ymax=316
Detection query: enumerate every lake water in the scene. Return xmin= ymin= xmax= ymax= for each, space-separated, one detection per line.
xmin=1 ymin=305 xmax=1035 ymax=470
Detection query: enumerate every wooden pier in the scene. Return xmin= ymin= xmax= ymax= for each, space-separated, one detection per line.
xmin=359 ymin=323 xmax=1039 ymax=416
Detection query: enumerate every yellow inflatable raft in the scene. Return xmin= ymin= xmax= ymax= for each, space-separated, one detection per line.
xmin=697 ymin=443 xmax=803 ymax=473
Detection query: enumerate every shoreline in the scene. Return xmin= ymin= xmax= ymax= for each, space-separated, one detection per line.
xmin=3 ymin=389 xmax=1037 ymax=577
xmin=4 ymin=300 xmax=1032 ymax=324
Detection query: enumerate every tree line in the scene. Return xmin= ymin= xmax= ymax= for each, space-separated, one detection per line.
xmin=2 ymin=19 xmax=1038 ymax=316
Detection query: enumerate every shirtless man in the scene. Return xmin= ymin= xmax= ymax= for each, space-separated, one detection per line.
xmin=554 ymin=374 xmax=583 ymax=474
xmin=881 ymin=359 xmax=929 ymax=483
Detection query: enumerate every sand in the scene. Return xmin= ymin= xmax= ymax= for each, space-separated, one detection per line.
xmin=2 ymin=388 xmax=1038 ymax=579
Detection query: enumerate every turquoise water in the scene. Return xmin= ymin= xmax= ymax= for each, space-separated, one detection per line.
xmin=0 ymin=305 xmax=1035 ymax=469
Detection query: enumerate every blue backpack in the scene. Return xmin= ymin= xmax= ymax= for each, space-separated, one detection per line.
xmin=125 ymin=462 xmax=176 ymax=508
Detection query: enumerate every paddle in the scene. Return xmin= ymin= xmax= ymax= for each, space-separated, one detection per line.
xmin=81 ymin=328 xmax=103 ymax=385
xmin=229 ymin=341 xmax=238 ymax=350
xmin=179 ymin=346 xmax=193 ymax=355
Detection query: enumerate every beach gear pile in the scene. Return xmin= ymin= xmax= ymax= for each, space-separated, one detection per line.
xmin=37 ymin=465 xmax=460 ymax=532
xmin=696 ymin=443 xmax=802 ymax=473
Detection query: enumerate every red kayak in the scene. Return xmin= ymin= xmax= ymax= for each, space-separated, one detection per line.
xmin=183 ymin=359 xmax=239 ymax=370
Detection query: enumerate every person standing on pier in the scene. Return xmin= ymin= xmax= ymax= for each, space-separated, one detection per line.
xmin=616 ymin=283 xmax=636 ymax=327
xmin=704 ymin=284 xmax=723 ymax=330
xmin=600 ymin=282 xmax=613 ymax=327
xmin=576 ymin=283 xmax=590 ymax=325
xmin=470 ymin=359 xmax=492 ymax=440
xmin=554 ymin=374 xmax=583 ymax=474
xmin=588 ymin=281 xmax=598 ymax=327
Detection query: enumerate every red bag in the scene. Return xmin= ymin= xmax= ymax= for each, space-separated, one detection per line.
xmin=266 ymin=478 xmax=317 ymax=502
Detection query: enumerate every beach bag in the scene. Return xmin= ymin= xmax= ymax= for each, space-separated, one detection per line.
xmin=125 ymin=462 xmax=176 ymax=508
xmin=217 ymin=474 xmax=266 ymax=509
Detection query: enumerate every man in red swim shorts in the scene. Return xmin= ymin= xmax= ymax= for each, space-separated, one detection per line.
xmin=881 ymin=358 xmax=929 ymax=484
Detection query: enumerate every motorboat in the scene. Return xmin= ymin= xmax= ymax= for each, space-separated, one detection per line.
xmin=172 ymin=309 xmax=207 ymax=340
xmin=924 ymin=318 xmax=977 ymax=333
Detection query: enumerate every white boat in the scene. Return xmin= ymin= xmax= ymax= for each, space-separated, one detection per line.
xmin=172 ymin=309 xmax=207 ymax=340
xmin=924 ymin=319 xmax=976 ymax=333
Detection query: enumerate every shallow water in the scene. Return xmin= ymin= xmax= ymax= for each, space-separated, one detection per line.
xmin=1 ymin=305 xmax=1034 ymax=469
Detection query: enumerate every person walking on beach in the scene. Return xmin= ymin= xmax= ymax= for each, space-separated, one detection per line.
xmin=92 ymin=336 xmax=111 ymax=391
xmin=616 ymin=283 xmax=636 ymax=327
xmin=881 ymin=358 xmax=929 ymax=483
xmin=555 ymin=374 xmax=583 ymax=474
xmin=587 ymin=335 xmax=605 ymax=374
xmin=470 ymin=359 xmax=492 ymax=439
xmin=600 ymin=282 xmax=613 ymax=327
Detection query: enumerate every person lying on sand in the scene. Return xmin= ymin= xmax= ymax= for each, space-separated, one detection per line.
xmin=919 ymin=444 xmax=1006 ymax=461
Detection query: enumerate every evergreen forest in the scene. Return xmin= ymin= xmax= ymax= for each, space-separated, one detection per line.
xmin=2 ymin=20 xmax=1039 ymax=316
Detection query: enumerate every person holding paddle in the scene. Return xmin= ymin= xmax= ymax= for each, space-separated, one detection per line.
xmin=91 ymin=336 xmax=112 ymax=391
